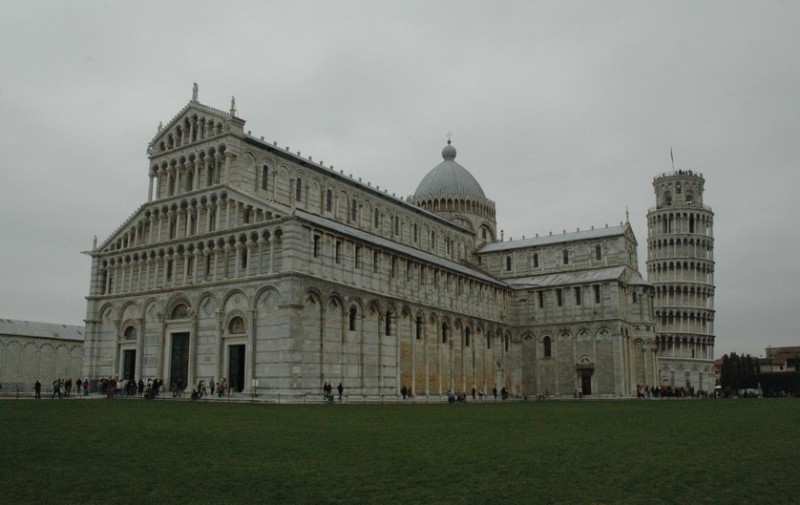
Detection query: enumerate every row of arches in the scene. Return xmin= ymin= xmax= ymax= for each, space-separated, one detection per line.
xmin=301 ymin=288 xmax=518 ymax=396
xmin=156 ymin=113 xmax=226 ymax=153
xmin=655 ymin=309 xmax=715 ymax=322
xmin=414 ymin=194 xmax=496 ymax=221
xmin=655 ymin=334 xmax=715 ymax=361
xmin=653 ymin=285 xmax=714 ymax=310
xmin=655 ymin=309 xmax=715 ymax=337
xmin=519 ymin=327 xmax=615 ymax=358
xmin=150 ymin=144 xmax=228 ymax=201
xmin=0 ymin=339 xmax=83 ymax=390
xmin=104 ymin=190 xmax=284 ymax=253
xmin=97 ymin=228 xmax=284 ymax=296
xmin=647 ymin=237 xmax=714 ymax=261
xmin=647 ymin=260 xmax=714 ymax=276
xmin=648 ymin=210 xmax=713 ymax=236
xmin=93 ymin=284 xmax=520 ymax=397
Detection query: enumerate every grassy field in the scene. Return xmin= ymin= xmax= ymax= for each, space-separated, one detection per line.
xmin=1 ymin=398 xmax=797 ymax=505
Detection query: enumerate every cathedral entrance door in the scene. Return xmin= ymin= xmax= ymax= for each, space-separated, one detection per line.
xmin=122 ymin=350 xmax=136 ymax=381
xmin=228 ymin=344 xmax=246 ymax=393
xmin=170 ymin=333 xmax=190 ymax=389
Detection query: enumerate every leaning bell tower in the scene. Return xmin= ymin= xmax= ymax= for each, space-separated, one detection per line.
xmin=646 ymin=168 xmax=716 ymax=392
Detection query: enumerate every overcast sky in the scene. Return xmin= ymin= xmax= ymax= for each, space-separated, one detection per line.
xmin=2 ymin=1 xmax=798 ymax=358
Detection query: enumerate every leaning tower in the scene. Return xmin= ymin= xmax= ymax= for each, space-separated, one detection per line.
xmin=646 ymin=169 xmax=716 ymax=393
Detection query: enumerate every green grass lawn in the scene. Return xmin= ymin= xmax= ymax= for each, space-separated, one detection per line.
xmin=1 ymin=398 xmax=797 ymax=505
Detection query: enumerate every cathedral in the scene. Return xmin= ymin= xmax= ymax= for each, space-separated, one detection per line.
xmin=82 ymin=88 xmax=716 ymax=399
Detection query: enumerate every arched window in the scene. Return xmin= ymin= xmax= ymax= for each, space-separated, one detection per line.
xmin=543 ymin=336 xmax=552 ymax=358
xmin=124 ymin=326 xmax=137 ymax=340
xmin=170 ymin=303 xmax=189 ymax=320
xmin=326 ymin=190 xmax=333 ymax=212
xmin=506 ymin=256 xmax=512 ymax=271
xmin=295 ymin=178 xmax=302 ymax=202
xmin=349 ymin=307 xmax=357 ymax=331
xmin=261 ymin=165 xmax=269 ymax=190
xmin=415 ymin=316 xmax=423 ymax=340
xmin=228 ymin=316 xmax=245 ymax=334
xmin=441 ymin=323 xmax=449 ymax=344
xmin=465 ymin=328 xmax=471 ymax=347
xmin=385 ymin=311 xmax=392 ymax=336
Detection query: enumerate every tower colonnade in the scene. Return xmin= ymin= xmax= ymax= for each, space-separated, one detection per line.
xmin=646 ymin=170 xmax=715 ymax=391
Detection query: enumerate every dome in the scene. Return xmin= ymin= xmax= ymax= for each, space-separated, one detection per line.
xmin=413 ymin=142 xmax=487 ymax=199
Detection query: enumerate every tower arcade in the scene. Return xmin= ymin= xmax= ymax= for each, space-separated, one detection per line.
xmin=646 ymin=170 xmax=716 ymax=391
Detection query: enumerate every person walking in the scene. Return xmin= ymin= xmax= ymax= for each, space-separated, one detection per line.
xmin=52 ymin=378 xmax=62 ymax=399
xmin=34 ymin=380 xmax=42 ymax=399
xmin=337 ymin=382 xmax=344 ymax=401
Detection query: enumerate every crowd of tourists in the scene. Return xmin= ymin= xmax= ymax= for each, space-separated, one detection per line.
xmin=31 ymin=376 xmax=235 ymax=400
xmin=37 ymin=378 xmax=90 ymax=399
xmin=635 ymin=384 xmax=714 ymax=398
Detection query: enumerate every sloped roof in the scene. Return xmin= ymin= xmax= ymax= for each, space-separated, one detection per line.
xmin=294 ymin=209 xmax=507 ymax=287
xmin=479 ymin=225 xmax=628 ymax=253
xmin=506 ymin=266 xmax=651 ymax=290
xmin=505 ymin=266 xmax=627 ymax=288
xmin=0 ymin=319 xmax=85 ymax=341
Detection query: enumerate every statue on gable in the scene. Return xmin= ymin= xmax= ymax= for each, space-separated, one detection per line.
xmin=192 ymin=82 xmax=199 ymax=101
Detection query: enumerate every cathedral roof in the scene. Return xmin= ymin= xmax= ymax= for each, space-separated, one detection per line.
xmin=414 ymin=142 xmax=487 ymax=200
xmin=479 ymin=224 xmax=630 ymax=253
xmin=505 ymin=266 xmax=628 ymax=288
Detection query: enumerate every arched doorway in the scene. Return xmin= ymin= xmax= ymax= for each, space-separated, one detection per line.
xmin=576 ymin=357 xmax=594 ymax=396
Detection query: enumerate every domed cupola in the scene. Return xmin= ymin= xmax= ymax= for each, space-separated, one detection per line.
xmin=414 ymin=141 xmax=487 ymax=200
xmin=412 ymin=140 xmax=497 ymax=243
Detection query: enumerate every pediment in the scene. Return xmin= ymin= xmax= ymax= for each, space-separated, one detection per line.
xmin=148 ymin=101 xmax=245 ymax=156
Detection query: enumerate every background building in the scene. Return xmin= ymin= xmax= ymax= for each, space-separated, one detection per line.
xmin=760 ymin=346 xmax=800 ymax=373
xmin=0 ymin=318 xmax=84 ymax=393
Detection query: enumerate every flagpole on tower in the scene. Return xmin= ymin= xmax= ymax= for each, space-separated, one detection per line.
xmin=670 ymin=147 xmax=675 ymax=171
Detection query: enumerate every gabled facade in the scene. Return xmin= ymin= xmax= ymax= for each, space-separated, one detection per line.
xmin=83 ymin=89 xmax=670 ymax=399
